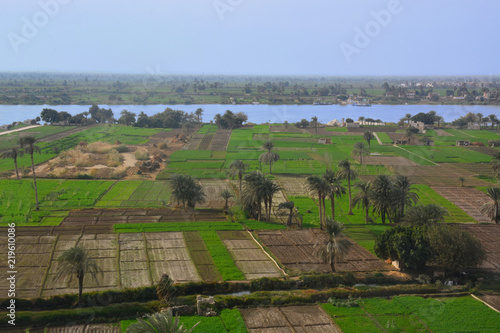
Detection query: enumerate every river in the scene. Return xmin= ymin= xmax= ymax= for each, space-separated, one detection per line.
xmin=1 ymin=104 xmax=500 ymax=126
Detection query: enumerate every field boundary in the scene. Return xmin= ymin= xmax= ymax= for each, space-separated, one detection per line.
xmin=394 ymin=144 xmax=440 ymax=166
xmin=247 ymin=230 xmax=287 ymax=276
xmin=471 ymin=294 xmax=500 ymax=314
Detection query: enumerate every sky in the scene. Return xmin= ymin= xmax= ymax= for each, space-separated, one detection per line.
xmin=0 ymin=0 xmax=499 ymax=76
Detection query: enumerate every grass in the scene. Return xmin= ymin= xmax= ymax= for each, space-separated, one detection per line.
xmin=199 ymin=231 xmax=245 ymax=281
xmin=321 ymin=296 xmax=500 ymax=333
xmin=343 ymin=225 xmax=391 ymax=254
xmin=114 ymin=221 xmax=243 ymax=233
xmin=375 ymin=132 xmax=393 ymax=144
xmin=241 ymin=219 xmax=287 ymax=230
xmin=97 ymin=180 xmax=171 ymax=207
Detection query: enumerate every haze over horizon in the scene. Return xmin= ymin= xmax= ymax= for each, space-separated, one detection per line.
xmin=1 ymin=0 xmax=499 ymax=76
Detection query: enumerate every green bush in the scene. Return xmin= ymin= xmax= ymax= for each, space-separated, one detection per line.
xmin=115 ymin=144 xmax=129 ymax=153
xmin=135 ymin=148 xmax=149 ymax=160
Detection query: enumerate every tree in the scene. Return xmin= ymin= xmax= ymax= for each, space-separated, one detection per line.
xmin=229 ymin=160 xmax=248 ymax=193
xmin=405 ymin=127 xmax=418 ymax=144
xmin=422 ymin=137 xmax=433 ymax=146
xmin=369 ymin=175 xmax=394 ymax=224
xmin=403 ymin=204 xmax=448 ymax=226
xmin=352 ymin=142 xmax=369 ymax=165
xmin=118 ymin=110 xmax=136 ymax=126
xmin=311 ymin=116 xmax=318 ymax=135
xmin=315 ymin=219 xmax=350 ymax=272
xmin=459 ymin=177 xmax=465 ymax=187
xmin=404 ymin=113 xmax=412 ymax=127
xmin=126 ymin=311 xmax=198 ymax=333
xmin=283 ymin=120 xmax=289 ymax=130
xmin=195 ymin=108 xmax=204 ymax=122
xmin=0 ymin=148 xmax=23 ymax=179
xmin=40 ymin=108 xmax=59 ymax=123
xmin=221 ymin=189 xmax=233 ymax=210
xmin=392 ymin=175 xmax=419 ymax=222
xmin=156 ymin=274 xmax=176 ymax=303
xmin=240 ymin=171 xmax=267 ymax=220
xmin=322 ymin=169 xmax=346 ymax=220
xmin=259 ymin=141 xmax=280 ymax=174
xmin=353 ymin=181 xmax=372 ymax=224
xmin=336 ymin=159 xmax=358 ymax=215
xmin=428 ymin=224 xmax=486 ymax=276
xmin=169 ymin=174 xmax=206 ymax=209
xmin=374 ymin=226 xmax=431 ymax=270
xmin=363 ymin=131 xmax=375 ymax=150
xmin=182 ymin=121 xmax=195 ymax=136
xmin=435 ymin=116 xmax=444 ymax=129
xmin=480 ymin=187 xmax=500 ymax=224
xmin=306 ymin=175 xmax=330 ymax=228
xmin=54 ymin=246 xmax=103 ymax=304
xmin=261 ymin=179 xmax=282 ymax=221
xmin=278 ymin=201 xmax=295 ymax=227
xmin=19 ymin=135 xmax=41 ymax=210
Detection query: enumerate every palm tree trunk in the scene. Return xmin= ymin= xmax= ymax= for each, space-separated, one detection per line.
xmin=330 ymin=262 xmax=335 ymax=272
xmin=288 ymin=209 xmax=293 ymax=226
xmin=264 ymin=198 xmax=268 ymax=220
xmin=257 ymin=201 xmax=262 ymax=221
xmin=347 ymin=176 xmax=353 ymax=215
xmin=269 ymin=161 xmax=272 ymax=174
xmin=239 ymin=174 xmax=242 ymax=193
xmin=269 ymin=196 xmax=273 ymax=221
xmin=318 ymin=192 xmax=323 ymax=229
xmin=322 ymin=196 xmax=326 ymax=223
xmin=31 ymin=153 xmax=39 ymax=210
xmin=78 ymin=275 xmax=84 ymax=304
xmin=14 ymin=156 xmax=20 ymax=180
xmin=365 ymin=204 xmax=369 ymax=224
xmin=381 ymin=210 xmax=386 ymax=224
xmin=331 ymin=196 xmax=335 ymax=220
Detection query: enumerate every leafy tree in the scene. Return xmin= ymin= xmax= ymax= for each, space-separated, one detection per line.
xmin=480 ymin=187 xmax=500 ymax=224
xmin=315 ymin=219 xmax=350 ymax=272
xmin=363 ymin=131 xmax=375 ymax=150
xmin=352 ymin=142 xmax=369 ymax=165
xmin=306 ymin=175 xmax=330 ymax=228
xmin=336 ymin=159 xmax=358 ymax=215
xmin=374 ymin=226 xmax=431 ymax=270
xmin=54 ymin=246 xmax=103 ymax=304
xmin=435 ymin=116 xmax=444 ymax=129
xmin=0 ymin=148 xmax=23 ymax=179
xmin=182 ymin=121 xmax=195 ymax=136
xmin=19 ymin=135 xmax=41 ymax=210
xmin=322 ymin=169 xmax=346 ymax=220
xmin=40 ymin=108 xmax=59 ymax=123
xmin=259 ymin=141 xmax=280 ymax=174
xmin=403 ymin=204 xmax=448 ymax=226
xmin=214 ymin=110 xmax=247 ymax=129
xmin=353 ymin=181 xmax=372 ymax=224
xmin=428 ymin=224 xmax=486 ymax=275
xmin=369 ymin=175 xmax=393 ymax=224
xmin=126 ymin=311 xmax=198 ymax=333
xmin=422 ymin=137 xmax=433 ymax=146
xmin=278 ymin=201 xmax=295 ymax=227
xmin=405 ymin=127 xmax=418 ymax=144
xmin=118 ymin=110 xmax=136 ymax=126
xmin=283 ymin=120 xmax=288 ymax=130
xmin=169 ymin=174 xmax=206 ymax=209
xmin=221 ymin=189 xmax=233 ymax=210
xmin=392 ymin=175 xmax=419 ymax=222
xmin=229 ymin=160 xmax=248 ymax=193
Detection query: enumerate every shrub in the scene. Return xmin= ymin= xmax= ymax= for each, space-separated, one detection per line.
xmin=115 ymin=144 xmax=129 ymax=153
xmin=106 ymin=149 xmax=124 ymax=167
xmin=159 ymin=142 xmax=169 ymax=150
xmin=135 ymin=149 xmax=150 ymax=160
xmin=87 ymin=142 xmax=112 ymax=154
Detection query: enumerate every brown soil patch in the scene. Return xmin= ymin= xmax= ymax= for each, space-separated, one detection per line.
xmin=478 ymin=295 xmax=500 ymax=313
xmin=258 ymin=229 xmax=395 ymax=273
xmin=362 ymin=155 xmax=418 ymax=166
xmin=435 ymin=129 xmax=453 ymax=136
xmin=460 ymin=224 xmax=500 ymax=274
xmin=241 ymin=305 xmax=340 ymax=332
xmin=209 ymin=129 xmax=232 ymax=151
xmin=393 ymin=164 xmax=493 ymax=187
xmin=432 ymin=187 xmax=491 ymax=223
xmin=466 ymin=146 xmax=500 ymax=157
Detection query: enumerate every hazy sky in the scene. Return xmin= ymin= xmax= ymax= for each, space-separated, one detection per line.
xmin=1 ymin=0 xmax=499 ymax=76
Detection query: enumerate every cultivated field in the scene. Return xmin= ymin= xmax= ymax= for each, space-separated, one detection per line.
xmin=432 ymin=187 xmax=492 ymax=223
xmin=460 ymin=224 xmax=500 ymax=274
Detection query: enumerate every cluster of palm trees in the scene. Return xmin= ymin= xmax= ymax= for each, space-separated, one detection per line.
xmin=240 ymin=171 xmax=282 ymax=221
xmin=1 ymin=135 xmax=41 ymax=210
xmin=169 ymin=174 xmax=206 ymax=209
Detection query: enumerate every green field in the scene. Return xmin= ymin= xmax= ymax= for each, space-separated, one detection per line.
xmin=114 ymin=221 xmax=243 ymax=233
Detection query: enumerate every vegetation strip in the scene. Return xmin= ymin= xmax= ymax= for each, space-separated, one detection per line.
xmin=199 ymin=231 xmax=245 ymax=281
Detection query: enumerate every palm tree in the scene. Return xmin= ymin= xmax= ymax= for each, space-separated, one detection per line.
xmin=220 ymin=189 xmax=233 ymax=210
xmin=126 ymin=311 xmax=198 ymax=333
xmin=481 ymin=187 xmax=500 ymax=224
xmin=306 ymin=175 xmax=330 ymax=228
xmin=241 ymin=171 xmax=266 ymax=220
xmin=459 ymin=177 xmax=465 ymax=187
xmin=229 ymin=160 xmax=248 ymax=193
xmin=259 ymin=141 xmax=280 ymax=174
xmin=393 ymin=175 xmax=419 ymax=222
xmin=336 ymin=159 xmax=358 ymax=215
xmin=363 ymin=131 xmax=375 ymax=150
xmin=195 ymin=108 xmax=204 ymax=122
xmin=353 ymin=181 xmax=372 ymax=224
xmin=369 ymin=175 xmax=394 ymax=224
xmin=261 ymin=179 xmax=282 ymax=221
xmin=315 ymin=219 xmax=350 ymax=272
xmin=0 ymin=147 xmax=23 ymax=179
xmin=405 ymin=127 xmax=415 ymax=145
xmin=284 ymin=120 xmax=289 ymax=130
xmin=311 ymin=116 xmax=318 ymax=135
xmin=19 ymin=135 xmax=41 ymax=210
xmin=53 ymin=246 xmax=103 ymax=304
xmin=352 ymin=142 xmax=369 ymax=165
xmin=169 ymin=174 xmax=206 ymax=209
xmin=322 ymin=169 xmax=346 ymax=220
xmin=435 ymin=116 xmax=444 ymax=129
xmin=278 ymin=201 xmax=295 ymax=226
xmin=489 ymin=114 xmax=498 ymax=129
xmin=404 ymin=113 xmax=412 ymax=127
xmin=404 ymin=204 xmax=448 ymax=226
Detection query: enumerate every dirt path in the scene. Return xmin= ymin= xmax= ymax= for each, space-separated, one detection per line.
xmin=0 ymin=124 xmax=41 ymax=136
xmin=373 ymin=132 xmax=383 ymax=145
xmin=393 ymin=144 xmax=440 ymax=166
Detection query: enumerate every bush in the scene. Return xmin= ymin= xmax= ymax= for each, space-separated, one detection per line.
xmin=135 ymin=149 xmax=150 ymax=160
xmin=115 ymin=144 xmax=129 ymax=153
xmin=159 ymin=142 xmax=168 ymax=150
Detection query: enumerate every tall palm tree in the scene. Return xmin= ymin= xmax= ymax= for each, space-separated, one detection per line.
xmin=352 ymin=142 xmax=369 ymax=165
xmin=322 ymin=169 xmax=346 ymax=220
xmin=435 ymin=116 xmax=444 ymax=129
xmin=315 ymin=219 xmax=350 ymax=272
xmin=311 ymin=116 xmax=318 ymax=135
xmin=353 ymin=181 xmax=372 ymax=224
xmin=195 ymin=108 xmax=204 ymax=122
xmin=19 ymin=135 xmax=41 ymax=210
xmin=0 ymin=147 xmax=23 ymax=179
xmin=220 ymin=189 xmax=233 ymax=210
xmin=259 ymin=141 xmax=280 ymax=174
xmin=369 ymin=175 xmax=394 ymax=224
xmin=336 ymin=159 xmax=358 ymax=215
xmin=53 ymin=246 xmax=103 ymax=304
xmin=480 ymin=187 xmax=500 ymax=224
xmin=241 ymin=171 xmax=266 ymax=220
xmin=229 ymin=160 xmax=248 ymax=193
xmin=261 ymin=179 xmax=282 ymax=221
xmin=363 ymin=131 xmax=374 ymax=150
xmin=278 ymin=201 xmax=295 ymax=226
xmin=306 ymin=175 xmax=330 ymax=228
xmin=404 ymin=113 xmax=412 ymax=127
xmin=169 ymin=174 xmax=206 ymax=209
xmin=126 ymin=311 xmax=198 ymax=333
xmin=393 ymin=175 xmax=419 ymax=222
xmin=489 ymin=114 xmax=498 ymax=129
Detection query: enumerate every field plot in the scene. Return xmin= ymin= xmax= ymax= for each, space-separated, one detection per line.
xmin=395 ymin=164 xmax=493 ymax=187
xmin=198 ymin=179 xmax=236 ymax=209
xmin=435 ymin=129 xmax=453 ymax=136
xmin=208 ymin=129 xmax=232 ymax=151
xmin=219 ymin=231 xmax=282 ymax=279
xmin=184 ymin=231 xmax=222 ymax=281
xmin=361 ymin=155 xmax=417 ymax=167
xmin=45 ymin=324 xmax=120 ymax=333
xmin=431 ymin=186 xmax=491 ymax=223
xmin=240 ymin=305 xmax=340 ymax=333
xmin=460 ymin=224 xmax=500 ymax=273
xmin=276 ymin=176 xmax=307 ymax=197
xmin=258 ymin=229 xmax=395 ymax=273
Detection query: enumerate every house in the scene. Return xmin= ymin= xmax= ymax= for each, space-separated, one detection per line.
xmin=326 ymin=119 xmax=342 ymax=127
xmin=385 ymin=92 xmax=394 ymax=97
xmin=0 ymin=124 xmax=10 ymax=130
xmin=317 ymin=138 xmax=332 ymax=144
xmin=406 ymin=91 xmax=416 ymax=98
xmin=396 ymin=139 xmax=408 ymax=145
xmin=456 ymin=140 xmax=470 ymax=146
xmin=409 ymin=121 xmax=425 ymax=132
xmin=467 ymin=122 xmax=480 ymax=130
xmin=346 ymin=123 xmax=360 ymax=128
